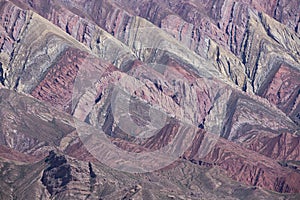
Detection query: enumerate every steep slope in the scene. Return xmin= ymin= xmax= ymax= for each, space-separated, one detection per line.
xmin=0 ymin=0 xmax=299 ymax=198
xmin=0 ymin=89 xmax=299 ymax=199
xmin=13 ymin=0 xmax=300 ymax=124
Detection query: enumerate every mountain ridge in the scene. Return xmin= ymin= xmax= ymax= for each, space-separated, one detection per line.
xmin=0 ymin=0 xmax=299 ymax=199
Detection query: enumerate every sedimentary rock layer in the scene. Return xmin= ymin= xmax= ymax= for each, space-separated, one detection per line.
xmin=0 ymin=0 xmax=299 ymax=198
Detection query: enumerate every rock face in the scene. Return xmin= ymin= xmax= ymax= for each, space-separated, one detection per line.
xmin=0 ymin=0 xmax=299 ymax=199
xmin=41 ymin=151 xmax=72 ymax=196
xmin=0 ymin=88 xmax=298 ymax=199
xmin=259 ymin=63 xmax=300 ymax=125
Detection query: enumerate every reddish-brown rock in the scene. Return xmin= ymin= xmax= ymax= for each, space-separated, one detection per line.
xmin=0 ymin=0 xmax=299 ymax=198
xmin=260 ymin=63 xmax=300 ymax=125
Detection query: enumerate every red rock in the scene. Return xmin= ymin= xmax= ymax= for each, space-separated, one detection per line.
xmin=184 ymin=132 xmax=300 ymax=193
xmin=0 ymin=0 xmax=299 ymax=197
xmin=261 ymin=64 xmax=300 ymax=124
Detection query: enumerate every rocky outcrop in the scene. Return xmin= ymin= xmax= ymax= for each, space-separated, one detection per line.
xmin=0 ymin=1 xmax=31 ymax=85
xmin=1 ymin=89 xmax=298 ymax=199
xmin=259 ymin=63 xmax=300 ymax=125
xmin=14 ymin=0 xmax=299 ymax=109
xmin=0 ymin=0 xmax=299 ymax=198
xmin=41 ymin=151 xmax=72 ymax=196
xmin=184 ymin=133 xmax=300 ymax=193
xmin=30 ymin=47 xmax=87 ymax=113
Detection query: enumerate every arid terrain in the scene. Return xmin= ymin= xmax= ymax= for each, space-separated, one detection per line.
xmin=0 ymin=0 xmax=299 ymax=199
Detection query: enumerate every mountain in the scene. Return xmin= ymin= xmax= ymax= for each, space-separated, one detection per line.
xmin=0 ymin=0 xmax=299 ymax=199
